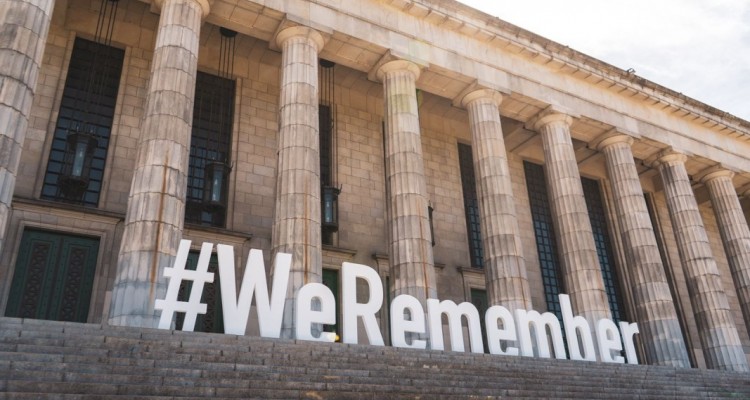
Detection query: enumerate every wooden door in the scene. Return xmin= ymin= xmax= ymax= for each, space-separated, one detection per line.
xmin=6 ymin=229 xmax=99 ymax=322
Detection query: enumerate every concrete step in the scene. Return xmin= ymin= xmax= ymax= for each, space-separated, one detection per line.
xmin=1 ymin=317 xmax=749 ymax=399
xmin=1 ymin=348 xmax=713 ymax=392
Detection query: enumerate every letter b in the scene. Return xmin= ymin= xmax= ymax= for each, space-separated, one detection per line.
xmin=560 ymin=294 xmax=596 ymax=361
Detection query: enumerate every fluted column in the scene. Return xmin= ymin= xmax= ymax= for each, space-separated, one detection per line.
xmin=272 ymin=26 xmax=325 ymax=339
xmin=597 ymin=135 xmax=690 ymax=367
xmin=460 ymin=89 xmax=530 ymax=311
xmin=0 ymin=0 xmax=55 ymax=255
xmin=109 ymin=0 xmax=209 ymax=327
xmin=654 ymin=151 xmax=748 ymax=371
xmin=376 ymin=60 xmax=437 ymax=305
xmin=701 ymin=169 xmax=750 ymax=337
xmin=530 ymin=109 xmax=610 ymax=323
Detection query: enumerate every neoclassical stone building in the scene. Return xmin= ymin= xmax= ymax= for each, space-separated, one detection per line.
xmin=2 ymin=0 xmax=750 ymax=373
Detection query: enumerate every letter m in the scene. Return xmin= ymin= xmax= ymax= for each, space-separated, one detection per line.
xmin=427 ymin=299 xmax=484 ymax=353
xmin=514 ymin=309 xmax=566 ymax=359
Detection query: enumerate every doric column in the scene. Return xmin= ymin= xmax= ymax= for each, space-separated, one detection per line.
xmin=376 ymin=60 xmax=437 ymax=305
xmin=460 ymin=89 xmax=530 ymax=311
xmin=529 ymin=108 xmax=610 ymax=323
xmin=701 ymin=168 xmax=750 ymax=337
xmin=597 ymin=135 xmax=690 ymax=367
xmin=272 ymin=26 xmax=325 ymax=339
xmin=654 ymin=151 xmax=748 ymax=371
xmin=0 ymin=0 xmax=55 ymax=255
xmin=109 ymin=0 xmax=209 ymax=327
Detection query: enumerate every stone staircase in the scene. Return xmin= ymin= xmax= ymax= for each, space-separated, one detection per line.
xmin=0 ymin=317 xmax=749 ymax=399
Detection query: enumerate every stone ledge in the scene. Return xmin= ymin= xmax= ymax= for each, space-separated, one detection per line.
xmin=12 ymin=196 xmax=125 ymax=223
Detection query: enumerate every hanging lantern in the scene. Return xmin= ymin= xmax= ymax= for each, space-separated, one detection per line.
xmin=202 ymin=160 xmax=231 ymax=211
xmin=322 ymin=185 xmax=341 ymax=232
xmin=197 ymin=28 xmax=237 ymax=219
xmin=319 ymin=58 xmax=340 ymax=237
xmin=54 ymin=0 xmax=118 ymax=203
xmin=59 ymin=126 xmax=98 ymax=200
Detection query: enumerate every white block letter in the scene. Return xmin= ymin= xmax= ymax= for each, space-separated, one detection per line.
xmin=427 ymin=299 xmax=483 ymax=353
xmin=596 ymin=319 xmax=624 ymax=363
xmin=514 ymin=309 xmax=566 ymax=359
xmin=560 ymin=294 xmax=596 ymax=361
xmin=295 ymin=283 xmax=336 ymax=342
xmin=485 ymin=305 xmax=518 ymax=356
xmin=217 ymin=245 xmax=291 ymax=337
xmin=619 ymin=321 xmax=640 ymax=364
xmin=341 ymin=263 xmax=384 ymax=346
xmin=390 ymin=295 xmax=426 ymax=349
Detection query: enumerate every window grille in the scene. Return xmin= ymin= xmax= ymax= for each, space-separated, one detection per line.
xmin=458 ymin=143 xmax=484 ymax=269
xmin=41 ymin=38 xmax=124 ymax=206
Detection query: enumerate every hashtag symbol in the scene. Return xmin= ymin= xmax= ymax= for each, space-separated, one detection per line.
xmin=155 ymin=240 xmax=215 ymax=331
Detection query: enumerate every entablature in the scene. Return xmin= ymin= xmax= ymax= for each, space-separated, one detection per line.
xmin=137 ymin=0 xmax=750 ymax=186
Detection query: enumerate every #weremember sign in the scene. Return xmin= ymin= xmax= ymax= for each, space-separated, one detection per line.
xmin=155 ymin=240 xmax=640 ymax=364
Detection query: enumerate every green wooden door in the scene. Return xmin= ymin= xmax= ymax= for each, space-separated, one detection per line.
xmin=5 ymin=229 xmax=100 ymax=322
xmin=322 ymin=268 xmax=340 ymax=339
xmin=175 ymin=252 xmax=224 ymax=333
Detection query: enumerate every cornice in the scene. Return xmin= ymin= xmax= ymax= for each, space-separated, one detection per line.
xmin=381 ymin=0 xmax=750 ymax=138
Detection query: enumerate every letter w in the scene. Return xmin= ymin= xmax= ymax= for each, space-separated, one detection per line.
xmin=217 ymin=245 xmax=291 ymax=338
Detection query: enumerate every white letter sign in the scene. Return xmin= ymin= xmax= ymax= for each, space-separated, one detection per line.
xmin=341 ymin=263 xmax=384 ymax=346
xmin=156 ymin=246 xmax=641 ymax=365
xmin=390 ymin=295 xmax=427 ymax=349
xmin=217 ymin=245 xmax=291 ymax=337
xmin=296 ymin=283 xmax=336 ymax=342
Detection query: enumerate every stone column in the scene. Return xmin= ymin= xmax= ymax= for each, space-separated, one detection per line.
xmin=0 ymin=0 xmax=55 ymax=255
xmin=272 ymin=26 xmax=325 ymax=339
xmin=701 ymin=169 xmax=750 ymax=337
xmin=460 ymin=89 xmax=530 ymax=311
xmin=109 ymin=0 xmax=209 ymax=328
xmin=376 ymin=60 xmax=437 ymax=305
xmin=654 ymin=151 xmax=748 ymax=371
xmin=597 ymin=135 xmax=690 ymax=367
xmin=530 ymin=109 xmax=611 ymax=323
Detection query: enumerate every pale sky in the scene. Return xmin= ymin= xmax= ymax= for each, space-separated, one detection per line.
xmin=455 ymin=0 xmax=750 ymax=121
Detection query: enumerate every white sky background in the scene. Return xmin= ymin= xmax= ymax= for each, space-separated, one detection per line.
xmin=455 ymin=0 xmax=750 ymax=121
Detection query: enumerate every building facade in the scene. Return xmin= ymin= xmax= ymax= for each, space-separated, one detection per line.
xmin=2 ymin=0 xmax=750 ymax=372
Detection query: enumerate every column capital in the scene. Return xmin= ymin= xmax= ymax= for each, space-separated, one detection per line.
xmin=369 ymin=50 xmax=427 ymax=82
xmin=154 ymin=0 xmax=212 ymax=18
xmin=452 ymin=80 xmax=509 ymax=109
xmin=375 ymin=59 xmax=422 ymax=82
xmin=649 ymin=149 xmax=687 ymax=168
xmin=275 ymin=25 xmax=326 ymax=52
xmin=458 ymin=88 xmax=504 ymax=109
xmin=593 ymin=133 xmax=634 ymax=151
xmin=526 ymin=105 xmax=577 ymax=132
xmin=697 ymin=165 xmax=736 ymax=184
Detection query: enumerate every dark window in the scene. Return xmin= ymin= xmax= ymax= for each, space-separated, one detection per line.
xmin=458 ymin=143 xmax=484 ymax=269
xmin=320 ymin=104 xmax=334 ymax=245
xmin=175 ymin=251 xmax=223 ymax=333
xmin=523 ymin=161 xmax=565 ymax=319
xmin=581 ymin=177 xmax=626 ymax=325
xmin=320 ymin=104 xmax=333 ymax=188
xmin=385 ymin=275 xmax=391 ymax=344
xmin=5 ymin=229 xmax=100 ymax=322
xmin=428 ymin=204 xmax=436 ymax=246
xmin=185 ymin=71 xmax=235 ymax=227
xmin=41 ymin=37 xmax=124 ymax=206
xmin=470 ymin=288 xmax=489 ymax=353
xmin=322 ymin=268 xmax=340 ymax=339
